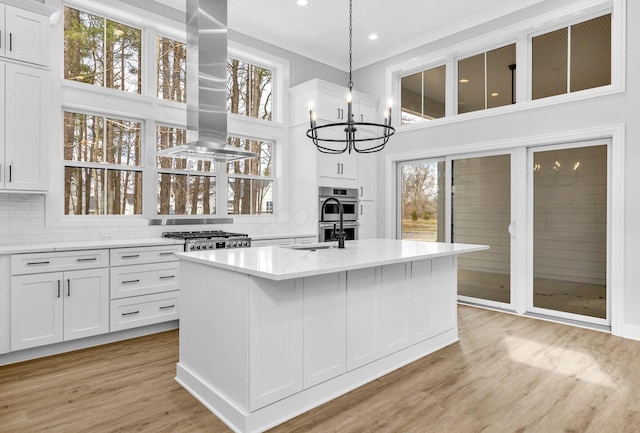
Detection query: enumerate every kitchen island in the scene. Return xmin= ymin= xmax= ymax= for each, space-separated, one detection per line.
xmin=175 ymin=239 xmax=487 ymax=433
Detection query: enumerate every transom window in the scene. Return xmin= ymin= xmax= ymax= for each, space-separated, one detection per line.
xmin=400 ymin=64 xmax=446 ymax=125
xmin=227 ymin=58 xmax=273 ymax=121
xmin=64 ymin=6 xmax=142 ymax=93
xmin=532 ymin=14 xmax=611 ymax=100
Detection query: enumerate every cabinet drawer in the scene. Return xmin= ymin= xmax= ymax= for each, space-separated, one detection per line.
xmin=110 ymin=262 xmax=179 ymax=299
xmin=11 ymin=250 xmax=108 ymax=275
xmin=110 ymin=291 xmax=179 ymax=332
xmin=110 ymin=245 xmax=182 ymax=266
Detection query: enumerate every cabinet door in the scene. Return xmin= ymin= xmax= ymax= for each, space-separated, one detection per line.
xmin=378 ymin=263 xmax=411 ymax=355
xmin=249 ymin=278 xmax=303 ymax=410
xmin=358 ymin=150 xmax=377 ymax=201
xmin=303 ymin=272 xmax=346 ymax=388
xmin=63 ymin=268 xmax=109 ymax=341
xmin=11 ymin=272 xmax=64 ymax=350
xmin=0 ymin=7 xmax=5 ymax=58
xmin=4 ymin=63 xmax=48 ymax=191
xmin=355 ymin=96 xmax=379 ymax=125
xmin=317 ymin=151 xmax=358 ymax=181
xmin=4 ymin=6 xmax=49 ymax=66
xmin=410 ymin=260 xmax=435 ymax=343
xmin=358 ymin=201 xmax=377 ymax=240
xmin=316 ymin=87 xmax=348 ymax=122
xmin=346 ymin=267 xmax=379 ymax=370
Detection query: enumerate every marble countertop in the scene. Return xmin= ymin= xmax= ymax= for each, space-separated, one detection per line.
xmin=176 ymin=239 xmax=489 ymax=281
xmin=0 ymin=238 xmax=184 ymax=255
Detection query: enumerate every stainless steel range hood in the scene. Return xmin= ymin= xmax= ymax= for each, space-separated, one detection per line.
xmin=157 ymin=0 xmax=257 ymax=162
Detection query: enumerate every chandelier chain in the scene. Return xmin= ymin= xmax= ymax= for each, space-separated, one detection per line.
xmin=348 ymin=0 xmax=353 ymax=91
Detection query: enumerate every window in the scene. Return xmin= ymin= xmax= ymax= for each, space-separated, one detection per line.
xmin=64 ymin=6 xmax=142 ymax=93
xmin=156 ymin=126 xmax=216 ymax=215
xmin=532 ymin=14 xmax=611 ymax=100
xmin=61 ymin=5 xmax=283 ymax=221
xmin=227 ymin=58 xmax=273 ymax=121
xmin=157 ymin=36 xmax=186 ymax=102
xmin=458 ymin=44 xmax=516 ymax=114
xmin=227 ymin=137 xmax=274 ymax=215
xmin=400 ymin=65 xmax=446 ymax=125
xmin=63 ymin=111 xmax=142 ymax=215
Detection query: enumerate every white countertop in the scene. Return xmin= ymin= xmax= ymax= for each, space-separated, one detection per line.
xmin=0 ymin=238 xmax=184 ymax=255
xmin=176 ymin=239 xmax=489 ymax=281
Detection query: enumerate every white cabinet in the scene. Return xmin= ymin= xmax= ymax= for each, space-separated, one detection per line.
xmin=1 ymin=62 xmax=49 ymax=191
xmin=10 ymin=256 xmax=109 ymax=351
xmin=249 ymin=277 xmax=303 ymax=410
xmin=358 ymin=151 xmax=377 ymax=201
xmin=0 ymin=5 xmax=49 ymax=66
xmin=303 ymin=272 xmax=346 ymax=388
xmin=317 ymin=150 xmax=358 ymax=180
xmin=109 ymin=245 xmax=182 ymax=332
xmin=358 ymin=200 xmax=377 ymax=240
xmin=346 ymin=264 xmax=411 ymax=370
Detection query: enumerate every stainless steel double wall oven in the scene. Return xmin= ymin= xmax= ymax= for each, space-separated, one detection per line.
xmin=318 ymin=186 xmax=359 ymax=242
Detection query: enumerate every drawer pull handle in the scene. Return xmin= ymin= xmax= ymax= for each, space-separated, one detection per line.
xmin=122 ymin=279 xmax=140 ymax=284
xmin=122 ymin=311 xmax=140 ymax=316
xmin=67 ymin=279 xmax=71 ymax=297
xmin=159 ymin=305 xmax=175 ymax=310
xmin=57 ymin=280 xmax=61 ymax=298
xmin=77 ymin=257 xmax=97 ymax=262
xmin=159 ymin=275 xmax=176 ymax=280
xmin=27 ymin=261 xmax=50 ymax=265
xmin=122 ymin=254 xmax=140 ymax=259
xmin=159 ymin=252 xmax=175 ymax=256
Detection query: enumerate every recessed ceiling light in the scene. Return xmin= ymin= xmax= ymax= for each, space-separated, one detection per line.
xmin=297 ymin=0 xmax=308 ymax=5
xmin=491 ymin=92 xmax=499 ymax=97
xmin=459 ymin=78 xmax=469 ymax=83
xmin=368 ymin=33 xmax=378 ymax=41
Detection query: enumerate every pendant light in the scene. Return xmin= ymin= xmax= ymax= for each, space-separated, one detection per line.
xmin=306 ymin=0 xmax=395 ymax=154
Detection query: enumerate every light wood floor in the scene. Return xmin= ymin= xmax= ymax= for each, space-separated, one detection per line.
xmin=2 ymin=305 xmax=639 ymax=433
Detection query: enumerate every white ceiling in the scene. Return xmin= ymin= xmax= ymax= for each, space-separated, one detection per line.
xmin=155 ymin=0 xmax=547 ymax=71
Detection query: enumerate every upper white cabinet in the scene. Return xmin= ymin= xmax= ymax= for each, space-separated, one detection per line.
xmin=1 ymin=60 xmax=49 ymax=191
xmin=0 ymin=5 xmax=50 ymax=66
xmin=317 ymin=150 xmax=358 ymax=180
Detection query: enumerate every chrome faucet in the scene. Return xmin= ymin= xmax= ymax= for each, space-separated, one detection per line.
xmin=320 ymin=197 xmax=346 ymax=248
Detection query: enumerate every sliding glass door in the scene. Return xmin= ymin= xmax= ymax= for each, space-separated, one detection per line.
xmin=529 ymin=143 xmax=609 ymax=324
xmin=451 ymin=153 xmax=513 ymax=307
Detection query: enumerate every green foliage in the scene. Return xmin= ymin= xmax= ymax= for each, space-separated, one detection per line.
xmin=411 ymin=210 xmax=418 ymax=221
xmin=423 ymin=211 xmax=431 ymax=220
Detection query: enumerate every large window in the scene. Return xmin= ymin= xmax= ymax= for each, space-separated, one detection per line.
xmin=64 ymin=6 xmax=142 ymax=93
xmin=227 ymin=58 xmax=273 ymax=121
xmin=532 ymin=14 xmax=611 ymax=100
xmin=63 ymin=111 xmax=142 ymax=215
xmin=458 ymin=44 xmax=516 ymax=114
xmin=62 ymin=5 xmax=282 ymax=220
xmin=400 ymin=65 xmax=446 ymax=125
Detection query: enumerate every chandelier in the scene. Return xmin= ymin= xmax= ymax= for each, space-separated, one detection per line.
xmin=306 ymin=0 xmax=395 ymax=154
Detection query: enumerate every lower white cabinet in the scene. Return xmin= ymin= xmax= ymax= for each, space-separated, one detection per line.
xmin=10 ymin=268 xmax=109 ymax=351
xmin=303 ymin=272 xmax=346 ymax=388
xmin=109 ymin=245 xmax=181 ymax=332
xmin=110 ymin=291 xmax=179 ymax=332
xmin=346 ymin=264 xmax=411 ymax=370
xmin=358 ymin=200 xmax=377 ymax=239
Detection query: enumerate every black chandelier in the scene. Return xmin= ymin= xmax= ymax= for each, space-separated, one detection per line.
xmin=306 ymin=0 xmax=395 ymax=154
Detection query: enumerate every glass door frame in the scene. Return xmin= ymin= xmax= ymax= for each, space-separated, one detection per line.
xmin=447 ymin=149 xmax=519 ymax=312
xmin=526 ymin=139 xmax=612 ymax=327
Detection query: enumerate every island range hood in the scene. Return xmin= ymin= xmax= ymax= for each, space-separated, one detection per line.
xmin=157 ymin=0 xmax=257 ymax=161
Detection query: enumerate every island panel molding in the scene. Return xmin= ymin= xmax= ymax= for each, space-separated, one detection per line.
xmin=175 ymin=239 xmax=486 ymax=432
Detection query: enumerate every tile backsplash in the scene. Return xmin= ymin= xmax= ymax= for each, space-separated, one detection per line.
xmin=0 ymin=194 xmax=306 ymax=246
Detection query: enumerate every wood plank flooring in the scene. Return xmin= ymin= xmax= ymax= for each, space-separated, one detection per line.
xmin=2 ymin=305 xmax=640 ymax=433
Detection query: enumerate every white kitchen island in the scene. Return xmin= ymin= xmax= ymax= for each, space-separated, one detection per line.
xmin=175 ymin=239 xmax=487 ymax=433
